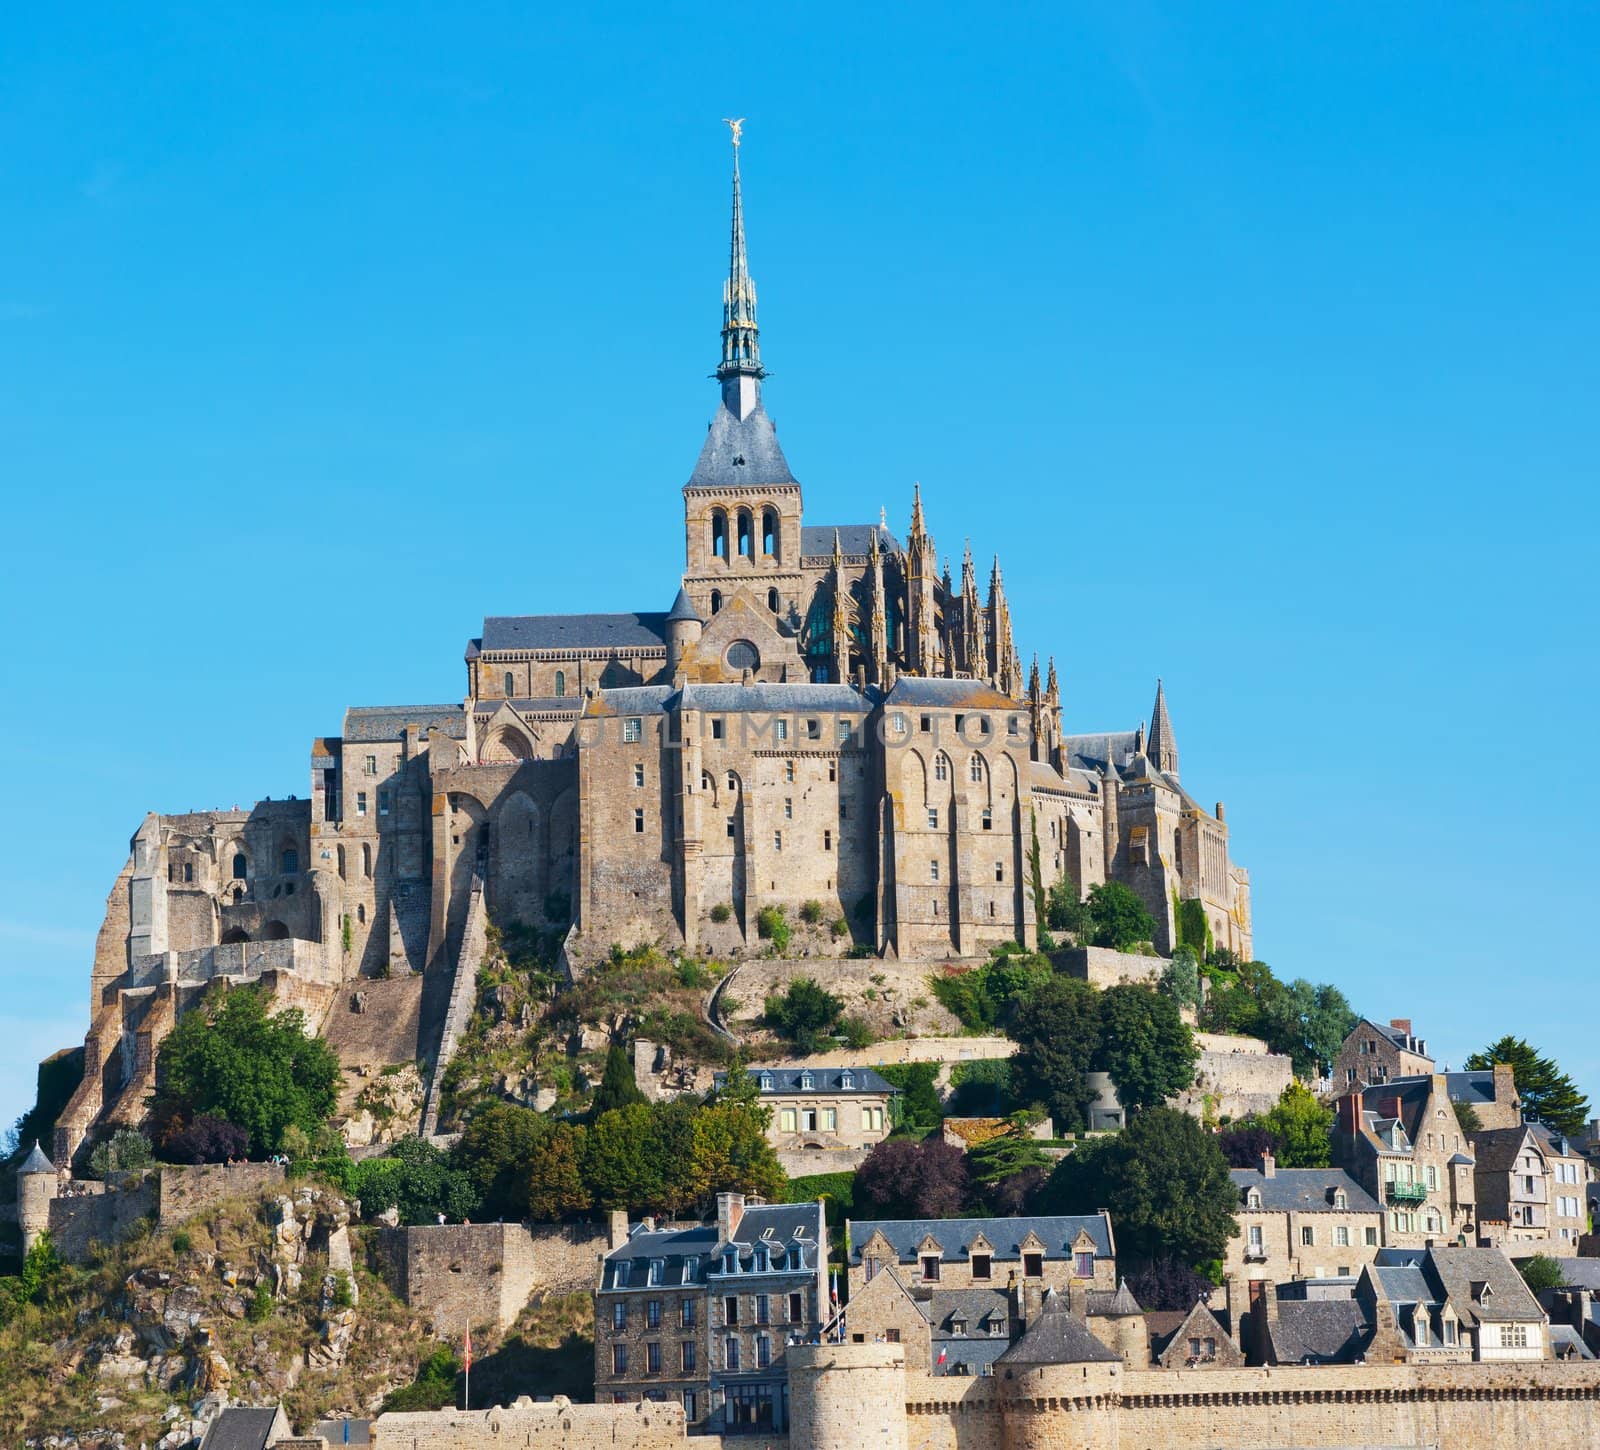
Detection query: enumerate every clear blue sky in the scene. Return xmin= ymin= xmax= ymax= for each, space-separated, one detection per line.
xmin=2 ymin=4 xmax=1596 ymax=1134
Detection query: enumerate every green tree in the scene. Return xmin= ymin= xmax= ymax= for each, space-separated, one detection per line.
xmin=1452 ymin=1100 xmax=1483 ymax=1135
xmin=764 ymin=978 xmax=845 ymax=1053
xmin=524 ymin=1122 xmax=590 ymax=1220
xmin=353 ymin=1137 xmax=478 ymax=1225
xmin=878 ymin=1063 xmax=943 ymax=1133
xmin=1174 ymin=898 xmax=1213 ymax=959
xmin=1299 ymin=982 xmax=1359 ymax=1078
xmin=1465 ymin=1037 xmax=1592 ymax=1138
xmin=89 ymin=1128 xmax=154 ymax=1178
xmin=1158 ymin=946 xmax=1201 ymax=1010
xmin=454 ymin=1103 xmax=558 ymax=1221
xmin=1081 ymin=882 xmax=1156 ymax=951
xmin=592 ymin=1044 xmax=647 ymax=1118
xmin=1519 ymin=1254 xmax=1565 ymax=1294
xmin=1044 ymin=877 xmax=1084 ymax=935
xmin=686 ymin=1100 xmax=787 ymax=1209
xmin=584 ymin=1102 xmax=664 ymax=1211
xmin=1093 ymin=984 xmax=1198 ymax=1114
xmin=1008 ymin=976 xmax=1101 ymax=1132
xmin=1040 ymin=1106 xmax=1238 ymax=1268
xmin=1259 ymin=1083 xmax=1334 ymax=1167
xmin=152 ymin=983 xmax=341 ymax=1156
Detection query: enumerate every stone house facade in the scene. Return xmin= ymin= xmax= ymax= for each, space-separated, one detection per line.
xmin=1473 ymin=1125 xmax=1594 ymax=1249
xmin=1444 ymin=1066 xmax=1523 ymax=1130
xmin=1226 ymin=1156 xmax=1384 ymax=1287
xmin=1335 ymin=1075 xmax=1478 ymax=1247
xmin=712 ymin=1065 xmax=897 ymax=1155
xmin=593 ymin=1193 xmax=827 ymax=1436
xmin=1331 ymin=1018 xmax=1434 ymax=1093
xmin=1361 ymin=1246 xmax=1550 ymax=1362
xmin=846 ymin=1212 xmax=1116 ymax=1297
xmin=55 ymin=137 xmax=1252 ymax=1165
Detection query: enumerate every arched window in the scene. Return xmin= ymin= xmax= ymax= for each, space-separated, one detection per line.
xmin=969 ymin=755 xmax=984 ymax=784
xmin=232 ymin=853 xmax=247 ymax=880
xmin=554 ymin=669 xmax=566 ymax=697
xmin=737 ymin=510 xmax=753 ymax=558
xmin=767 ymin=588 xmax=780 ymax=614
xmin=934 ymin=754 xmax=948 ymax=782
xmin=762 ymin=508 xmax=778 ymax=556
xmin=710 ymin=589 xmax=723 ymax=614
xmin=711 ymin=509 xmax=727 ymax=560
xmin=362 ymin=843 xmax=372 ymax=878
xmin=503 ymin=671 xmax=515 ymax=696
xmin=281 ymin=847 xmax=298 ymax=874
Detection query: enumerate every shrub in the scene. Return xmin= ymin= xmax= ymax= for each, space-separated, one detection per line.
xmin=158 ymin=1113 xmax=249 ymax=1165
xmin=765 ymin=978 xmax=844 ymax=1053
xmin=846 ymin=944 xmax=876 ymax=959
xmin=247 ymin=1283 xmax=274 ymax=1321
xmin=878 ymin=1063 xmax=942 ymax=1133
xmin=709 ymin=903 xmax=732 ymax=924
xmin=1520 ymin=1254 xmax=1565 ymax=1294
xmin=755 ymin=905 xmax=791 ymax=953
xmin=830 ymin=916 xmax=849 ymax=938
xmin=785 ymin=1170 xmax=856 ymax=1225
xmin=839 ymin=1015 xmax=877 ymax=1049
xmin=799 ymin=900 xmax=825 ymax=926
xmin=855 ymin=1137 xmax=967 ymax=1218
xmin=675 ymin=957 xmax=713 ymax=989
xmin=382 ymin=1346 xmax=460 ymax=1413
xmin=89 ymin=1128 xmax=154 ymax=1179
xmin=331 ymin=1271 xmax=355 ymax=1309
xmin=171 ymin=1230 xmax=192 ymax=1255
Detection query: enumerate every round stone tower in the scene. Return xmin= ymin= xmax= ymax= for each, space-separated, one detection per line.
xmin=664 ymin=586 xmax=704 ymax=677
xmin=786 ymin=1341 xmax=906 ymax=1450
xmin=17 ymin=1141 xmax=59 ymax=1255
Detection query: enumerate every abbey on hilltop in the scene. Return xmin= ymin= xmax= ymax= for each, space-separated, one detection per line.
xmin=55 ymin=133 xmax=1249 ymax=1165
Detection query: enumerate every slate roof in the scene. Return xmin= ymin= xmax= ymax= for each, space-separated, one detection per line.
xmin=1230 ymin=1167 xmax=1381 ymax=1214
xmin=665 ymin=587 xmax=702 ymax=624
xmin=1550 ymin=1324 xmax=1595 ymax=1359
xmin=199 ymin=1407 xmax=284 ymax=1450
xmin=1372 ymin=1263 xmax=1436 ymax=1306
xmin=479 ymin=613 xmax=669 ymax=652
xmin=884 ymin=677 xmax=1020 ymax=709
xmin=1267 ymin=1300 xmax=1371 ymax=1365
xmin=715 ymin=1065 xmax=898 ymax=1097
xmin=1085 ymin=1280 xmax=1143 ymax=1317
xmin=1507 ymin=1256 xmax=1600 ymax=1291
xmin=583 ymin=685 xmax=676 ymax=717
xmin=679 ymin=682 xmax=874 ymax=714
xmin=688 ymin=401 xmax=798 ymax=488
xmin=1061 ymin=732 xmax=1139 ymax=778
xmin=1444 ymin=1070 xmax=1505 ymax=1107
xmin=848 ymin=1213 xmax=1113 ymax=1267
xmin=1469 ymin=1127 xmax=1538 ymax=1174
xmin=18 ymin=1142 xmax=54 ymax=1174
xmin=342 ymin=705 xmax=466 ymax=742
xmin=1527 ymin=1122 xmax=1583 ymax=1158
xmin=476 ymin=696 xmax=580 ymax=716
xmin=1424 ymin=1247 xmax=1545 ymax=1325
xmin=599 ymin=1202 xmax=824 ymax=1290
xmin=1151 ymin=1300 xmax=1239 ymax=1365
xmin=931 ymin=1286 xmax=1014 ymax=1337
xmin=800 ymin=524 xmax=902 ymax=558
xmin=996 ymin=1307 xmax=1120 ymax=1365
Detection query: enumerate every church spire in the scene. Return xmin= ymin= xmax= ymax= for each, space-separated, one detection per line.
xmin=717 ymin=119 xmax=764 ymax=419
xmin=1148 ymin=677 xmax=1179 ymax=780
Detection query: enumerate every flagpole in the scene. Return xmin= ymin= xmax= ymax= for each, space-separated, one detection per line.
xmin=463 ymin=1317 xmax=471 ymax=1411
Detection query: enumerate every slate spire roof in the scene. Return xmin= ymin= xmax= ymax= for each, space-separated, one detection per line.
xmin=665 ymin=586 xmax=702 ymax=624
xmin=1148 ymin=678 xmax=1178 ymax=779
xmin=19 ymin=1141 xmax=54 ymax=1174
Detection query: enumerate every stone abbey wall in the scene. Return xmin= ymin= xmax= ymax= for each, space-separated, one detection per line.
xmin=370 ymin=1396 xmax=735 ymax=1450
xmin=374 ymin=1221 xmax=610 ymax=1332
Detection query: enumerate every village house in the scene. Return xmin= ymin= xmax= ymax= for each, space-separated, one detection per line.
xmin=593 ymin=1192 xmax=827 ymax=1436
xmin=712 ymin=1064 xmax=896 ymax=1157
xmin=1473 ymin=1124 xmax=1594 ymax=1249
xmin=1335 ymin=1075 xmax=1477 ymax=1247
xmin=1226 ymin=1154 xmax=1384 ymax=1287
xmin=1331 ymin=1017 xmax=1434 ymax=1091
xmin=1360 ymin=1247 xmax=1550 ymax=1362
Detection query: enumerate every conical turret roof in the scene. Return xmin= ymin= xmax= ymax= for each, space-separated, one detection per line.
xmin=19 ymin=1141 xmax=54 ymax=1174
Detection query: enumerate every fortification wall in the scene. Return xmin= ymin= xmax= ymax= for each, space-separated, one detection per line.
xmin=376 ymin=1221 xmax=609 ymax=1332
xmin=1171 ymin=1046 xmax=1295 ymax=1122
xmin=156 ymin=1162 xmax=285 ymax=1225
xmin=789 ymin=1342 xmax=909 ymax=1450
xmin=47 ymin=1180 xmax=158 ymax=1262
xmin=371 ymin=1395 xmax=742 ymax=1450
xmin=1049 ymin=946 xmax=1165 ymax=989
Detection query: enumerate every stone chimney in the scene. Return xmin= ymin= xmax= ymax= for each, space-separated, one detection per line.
xmin=1390 ymin=1018 xmax=1412 ymax=1037
xmin=1215 ymin=801 xmax=1225 ymax=823
xmin=716 ymin=1191 xmax=745 ymax=1243
xmin=608 ymin=1209 xmax=630 ymax=1251
xmin=1258 ymin=1150 xmax=1276 ymax=1179
xmin=1493 ymin=1062 xmax=1517 ymax=1107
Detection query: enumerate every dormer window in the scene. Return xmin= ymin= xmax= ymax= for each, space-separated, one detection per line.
xmin=614 ymin=1261 xmax=631 ymax=1287
xmin=800 ymin=1070 xmax=813 ymax=1090
xmin=841 ymin=1070 xmax=854 ymax=1090
xmin=682 ymin=1256 xmax=699 ymax=1284
xmin=724 ymin=1250 xmax=738 ymax=1274
xmin=649 ymin=1258 xmax=665 ymax=1285
xmin=759 ymin=1072 xmax=773 ymax=1092
xmin=1247 ymin=1189 xmax=1262 ymax=1209
xmin=950 ymin=1317 xmax=967 ymax=1335
xmin=1334 ymin=1190 xmax=1347 ymax=1209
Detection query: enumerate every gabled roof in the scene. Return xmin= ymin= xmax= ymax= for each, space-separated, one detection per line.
xmin=1085 ymin=1280 xmax=1143 ymax=1318
xmin=199 ymin=1407 xmax=286 ymax=1450
xmin=883 ymin=677 xmax=1019 ymax=709
xmin=582 ymin=685 xmax=676 ymax=717
xmin=848 ymin=1213 xmax=1113 ymax=1266
xmin=1423 ymin=1247 xmax=1544 ymax=1325
xmin=1527 ymin=1122 xmax=1582 ymax=1159
xmin=679 ymin=682 xmax=874 ymax=714
xmin=342 ymin=704 xmax=466 ymax=742
xmin=687 ymin=401 xmax=797 ymax=489
xmin=1230 ymin=1167 xmax=1381 ymax=1214
xmin=1267 ymin=1300 xmax=1371 ymax=1365
xmin=1469 ymin=1126 xmax=1539 ymax=1174
xmin=996 ymin=1307 xmax=1119 ymax=1366
xmin=480 ymin=612 xmax=670 ymax=652
xmin=1061 ymin=731 xmax=1139 ymax=778
xmin=1151 ymin=1299 xmax=1240 ymax=1366
xmin=801 ymin=524 xmax=901 ymax=558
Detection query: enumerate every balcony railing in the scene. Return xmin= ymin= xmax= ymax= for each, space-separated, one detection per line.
xmin=1387 ymin=1180 xmax=1429 ymax=1204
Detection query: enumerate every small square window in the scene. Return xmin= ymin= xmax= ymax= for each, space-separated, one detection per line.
xmin=927 ymin=808 xmax=939 ymax=829
xmin=774 ymin=719 xmax=789 ymax=742
xmin=1301 ymin=1226 xmax=1315 ymax=1246
xmin=784 ymin=798 xmax=793 ymax=819
xmin=364 ymin=754 xmax=377 ymax=775
xmin=356 ymin=792 xmax=368 ymax=816
xmin=785 ymin=760 xmax=795 ymax=783
xmin=633 ymin=763 xmax=645 ymax=787
xmin=930 ymin=859 xmax=940 ymax=882
xmin=634 ymin=809 xmax=645 ymax=833
xmin=828 ymin=761 xmax=837 ymax=782
xmin=711 ymin=718 xmax=724 ymax=740
xmin=806 ymin=718 xmax=820 ymax=740
xmin=981 ymin=808 xmax=992 ymax=830
xmin=727 ymin=816 xmax=737 ymax=838
xmin=823 ymin=829 xmax=832 ymax=851
xmin=623 ymin=717 xmax=642 ymax=743
xmin=891 ymin=712 xmax=906 ymax=735
xmin=995 ymin=862 xmax=1004 ymax=881
xmin=920 ymin=714 xmax=932 ymax=733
